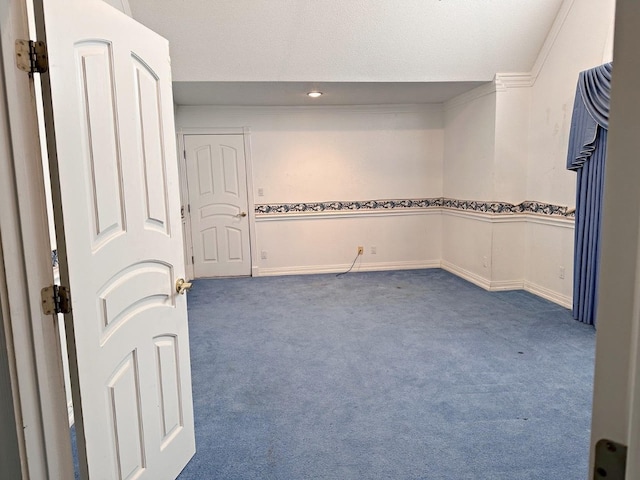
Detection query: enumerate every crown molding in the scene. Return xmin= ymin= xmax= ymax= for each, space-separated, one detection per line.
xmin=494 ymin=73 xmax=535 ymax=90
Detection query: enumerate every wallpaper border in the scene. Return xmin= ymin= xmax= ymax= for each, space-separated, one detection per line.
xmin=255 ymin=198 xmax=575 ymax=218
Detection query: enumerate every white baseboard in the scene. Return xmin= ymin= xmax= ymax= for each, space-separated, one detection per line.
xmin=524 ymin=281 xmax=572 ymax=309
xmin=441 ymin=261 xmax=571 ymax=308
xmin=255 ymin=260 xmax=572 ymax=309
xmin=488 ymin=279 xmax=525 ymax=291
xmin=256 ymin=260 xmax=440 ymax=277
xmin=440 ymin=260 xmax=492 ymax=290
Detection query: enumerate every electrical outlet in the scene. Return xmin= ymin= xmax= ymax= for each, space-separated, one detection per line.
xmin=483 ymin=256 xmax=489 ymax=268
xmin=261 ymin=250 xmax=268 ymax=260
xmin=559 ymin=266 xmax=565 ymax=279
xmin=371 ymin=246 xmax=377 ymax=255
xmin=357 ymin=246 xmax=364 ymax=255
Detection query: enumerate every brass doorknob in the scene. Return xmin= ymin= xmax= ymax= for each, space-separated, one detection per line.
xmin=175 ymin=278 xmax=193 ymax=295
xmin=238 ymin=212 xmax=247 ymax=218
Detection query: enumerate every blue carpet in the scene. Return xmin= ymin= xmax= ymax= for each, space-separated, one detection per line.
xmin=177 ymin=269 xmax=595 ymax=480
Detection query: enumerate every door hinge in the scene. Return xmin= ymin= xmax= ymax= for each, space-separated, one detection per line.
xmin=188 ymin=204 xmax=191 ymax=213
xmin=16 ymin=40 xmax=48 ymax=75
xmin=41 ymin=285 xmax=71 ymax=315
xmin=191 ymin=255 xmax=194 ymax=264
xmin=594 ymin=439 xmax=626 ymax=479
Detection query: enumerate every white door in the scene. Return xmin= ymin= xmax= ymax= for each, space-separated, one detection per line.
xmin=184 ymin=134 xmax=252 ymax=277
xmin=37 ymin=0 xmax=195 ymax=478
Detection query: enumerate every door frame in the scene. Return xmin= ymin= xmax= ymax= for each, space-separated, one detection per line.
xmin=0 ymin=0 xmax=74 ymax=477
xmin=4 ymin=0 xmax=640 ymax=478
xmin=589 ymin=0 xmax=640 ymax=476
xmin=177 ymin=127 xmax=257 ymax=279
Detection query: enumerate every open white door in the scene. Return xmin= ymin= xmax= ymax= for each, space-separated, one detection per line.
xmin=34 ymin=0 xmax=195 ymax=478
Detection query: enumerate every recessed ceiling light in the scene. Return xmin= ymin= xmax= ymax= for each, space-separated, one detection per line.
xmin=307 ymin=91 xmax=323 ymax=98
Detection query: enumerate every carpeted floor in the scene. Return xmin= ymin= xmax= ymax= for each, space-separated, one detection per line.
xmin=176 ymin=268 xmax=595 ymax=480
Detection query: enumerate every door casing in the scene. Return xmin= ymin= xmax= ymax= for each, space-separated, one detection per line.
xmin=0 ymin=0 xmax=74 ymax=477
xmin=589 ymin=0 xmax=640 ymax=476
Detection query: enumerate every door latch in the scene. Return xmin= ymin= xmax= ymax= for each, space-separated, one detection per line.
xmin=175 ymin=278 xmax=193 ymax=295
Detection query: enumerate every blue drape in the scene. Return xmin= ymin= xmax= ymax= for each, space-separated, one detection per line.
xmin=567 ymin=62 xmax=612 ymax=326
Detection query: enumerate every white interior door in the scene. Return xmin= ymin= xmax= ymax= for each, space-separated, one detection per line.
xmin=185 ymin=134 xmax=251 ymax=277
xmin=36 ymin=0 xmax=195 ymax=478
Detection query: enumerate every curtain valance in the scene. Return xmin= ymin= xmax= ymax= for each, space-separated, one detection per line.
xmin=567 ymin=62 xmax=612 ymax=171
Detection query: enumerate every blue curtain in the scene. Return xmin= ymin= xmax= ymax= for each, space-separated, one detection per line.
xmin=566 ymin=62 xmax=612 ymax=326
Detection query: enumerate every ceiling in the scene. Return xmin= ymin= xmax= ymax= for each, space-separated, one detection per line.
xmin=128 ymin=0 xmax=566 ymax=105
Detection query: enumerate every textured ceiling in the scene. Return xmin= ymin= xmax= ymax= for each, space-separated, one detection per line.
xmin=128 ymin=0 xmax=565 ymax=105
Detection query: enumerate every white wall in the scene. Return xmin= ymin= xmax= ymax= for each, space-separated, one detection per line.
xmin=441 ymin=212 xmax=494 ymax=287
xmin=494 ymin=86 xmax=529 ymax=203
xmin=492 ymin=220 xmax=526 ymax=288
xmin=441 ymin=86 xmax=501 ymax=289
xmin=527 ymin=0 xmax=616 ymax=206
xmin=443 ymin=86 xmax=496 ymax=200
xmin=441 ymin=83 xmax=530 ymax=296
xmin=525 ymin=218 xmax=574 ymax=304
xmin=436 ymin=0 xmax=615 ymax=306
xmin=257 ymin=213 xmax=442 ymax=276
xmin=177 ymin=105 xmax=444 ymax=275
xmin=525 ymin=0 xmax=615 ymax=301
xmin=178 ymin=105 xmax=443 ymax=202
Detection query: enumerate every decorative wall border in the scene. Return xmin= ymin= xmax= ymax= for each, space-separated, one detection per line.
xmin=255 ymin=198 xmax=442 ymax=215
xmin=255 ymin=198 xmax=575 ymax=218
